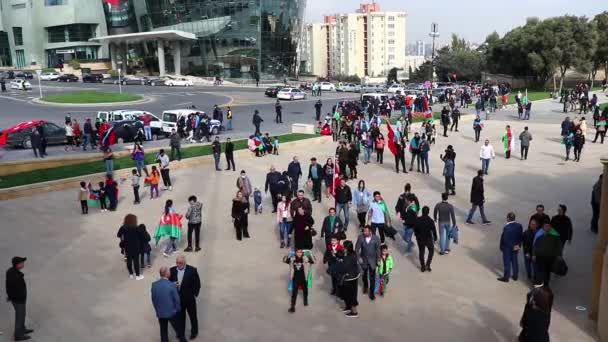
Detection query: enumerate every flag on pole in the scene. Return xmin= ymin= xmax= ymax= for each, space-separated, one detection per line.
xmin=386 ymin=121 xmax=398 ymax=156
xmin=332 ymin=157 xmax=340 ymax=197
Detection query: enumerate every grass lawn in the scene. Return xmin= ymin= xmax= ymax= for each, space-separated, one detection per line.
xmin=42 ymin=91 xmax=143 ymax=104
xmin=0 ymin=133 xmax=316 ymax=189
xmin=505 ymin=89 xmax=552 ymax=105
xmin=600 ymin=103 xmax=607 ymax=111
xmin=387 ymin=112 xmax=441 ymax=125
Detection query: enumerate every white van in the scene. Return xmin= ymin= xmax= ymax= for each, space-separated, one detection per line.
xmin=160 ymin=109 xmax=223 ymax=137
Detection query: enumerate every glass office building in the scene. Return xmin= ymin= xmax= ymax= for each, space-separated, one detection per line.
xmin=141 ymin=0 xmax=306 ymax=78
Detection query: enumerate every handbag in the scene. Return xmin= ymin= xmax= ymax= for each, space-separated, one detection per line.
xmin=310 ymin=227 xmax=317 ymax=237
xmin=552 ymin=256 xmax=568 ymax=276
xmin=384 ymin=225 xmax=398 ymax=239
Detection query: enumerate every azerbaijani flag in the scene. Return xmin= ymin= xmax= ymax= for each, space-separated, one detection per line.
xmin=332 ymin=156 xmax=340 ymax=197
xmin=154 ymin=213 xmax=183 ymax=242
xmin=386 ymin=121 xmax=398 ymax=156
xmin=287 ymin=250 xmax=314 ymax=290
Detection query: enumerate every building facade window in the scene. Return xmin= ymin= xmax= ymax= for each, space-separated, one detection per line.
xmin=388 ymin=55 xmax=395 ymax=60
xmin=45 ymin=0 xmax=68 ymax=5
xmin=0 ymin=31 xmax=12 ymax=66
xmin=388 ymin=16 xmax=395 ymax=21
xmin=15 ymin=49 xmax=26 ymax=68
xmin=388 ymin=39 xmax=395 ymax=45
xmin=46 ymin=24 xmax=96 ymax=43
xmin=388 ymin=24 xmax=394 ymax=29
xmin=388 ymin=31 xmax=395 ymax=36
xmin=12 ymin=27 xmax=23 ymax=46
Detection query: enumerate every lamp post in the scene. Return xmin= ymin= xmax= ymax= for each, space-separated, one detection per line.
xmin=118 ymin=68 xmax=122 ymax=94
xmin=35 ymin=69 xmax=42 ymax=99
xmin=429 ymin=23 xmax=440 ymax=83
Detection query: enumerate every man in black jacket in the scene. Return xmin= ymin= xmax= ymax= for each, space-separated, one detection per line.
xmin=465 ymin=170 xmax=491 ymax=225
xmin=334 ymin=178 xmax=352 ymax=230
xmin=396 ymin=190 xmax=418 ymax=253
xmin=275 ymin=99 xmax=283 ymax=123
xmin=308 ymin=157 xmax=324 ymax=202
xmin=169 ymin=255 xmax=201 ymax=340
xmin=450 ymin=107 xmax=461 ymax=132
xmin=252 ymin=110 xmax=263 ymax=136
xmin=414 ymin=207 xmax=438 ymax=272
xmin=550 ymin=204 xmax=573 ymax=247
xmin=225 ymin=138 xmax=235 ymax=171
xmin=287 ymin=156 xmax=302 ymax=197
xmin=314 ymin=100 xmax=322 ymax=121
xmin=6 ymin=256 xmax=33 ymax=341
xmin=265 ymin=166 xmax=282 ymax=212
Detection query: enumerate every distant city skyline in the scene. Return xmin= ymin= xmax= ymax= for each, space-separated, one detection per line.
xmin=305 ymin=0 xmax=605 ymax=45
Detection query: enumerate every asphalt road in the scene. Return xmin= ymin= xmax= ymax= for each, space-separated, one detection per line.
xmin=0 ymin=82 xmax=357 ymax=161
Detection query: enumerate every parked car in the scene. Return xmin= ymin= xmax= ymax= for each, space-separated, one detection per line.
xmin=122 ymin=76 xmax=149 ymax=85
xmin=0 ymin=120 xmax=65 ymax=148
xmin=112 ymin=120 xmax=145 ymax=144
xmin=101 ymin=76 xmax=120 ymax=84
xmin=40 ymin=72 xmax=60 ymax=81
xmin=82 ymin=73 xmax=104 ymax=83
xmin=299 ymin=82 xmax=313 ymax=90
xmin=9 ymin=79 xmax=32 ymax=90
xmin=57 ymin=74 xmax=79 ymax=82
xmin=387 ymin=84 xmax=405 ymax=94
xmin=277 ymin=87 xmax=306 ymax=100
xmin=265 ymin=86 xmax=283 ymax=97
xmin=161 ymin=109 xmax=222 ymax=136
xmin=319 ymin=82 xmax=336 ymax=91
xmin=361 ymin=93 xmax=389 ymax=104
xmin=15 ymin=71 xmax=33 ymax=79
xmin=147 ymin=77 xmax=167 ymax=86
xmin=165 ymin=77 xmax=193 ymax=87
xmin=337 ymin=83 xmax=361 ymax=92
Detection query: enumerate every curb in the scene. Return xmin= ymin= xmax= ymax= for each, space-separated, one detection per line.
xmin=0 ymin=136 xmax=328 ymax=201
xmin=30 ymin=95 xmax=154 ymax=107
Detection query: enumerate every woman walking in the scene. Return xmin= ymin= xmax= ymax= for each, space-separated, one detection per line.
xmin=116 ymin=214 xmax=144 ymax=280
xmin=277 ymin=195 xmax=293 ymax=248
xmin=323 ymin=158 xmax=335 ymax=198
xmin=563 ymin=131 xmax=574 ymax=161
xmin=473 ymin=115 xmax=483 ymax=142
xmin=292 ymin=207 xmax=314 ymax=250
xmin=353 ymin=180 xmax=372 ymax=229
xmin=337 ymin=240 xmax=359 ymax=318
xmin=375 ymin=133 xmax=385 ymax=164
xmin=231 ymin=191 xmax=250 ymax=240
xmin=154 ymin=200 xmax=183 ymax=257
xmin=132 ymin=143 xmax=148 ymax=177
xmin=572 ymin=128 xmax=585 ymax=162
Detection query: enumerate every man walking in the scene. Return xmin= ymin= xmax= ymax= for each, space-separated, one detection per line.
xmin=212 ymin=136 xmax=221 ymax=171
xmin=450 ymin=107 xmax=461 ymax=132
xmin=413 ymin=206 xmax=438 ymax=272
xmin=275 ymin=99 xmax=283 ymax=124
xmin=6 ymin=256 xmax=33 ymax=341
xmin=169 ymin=256 xmax=201 ymax=340
xmin=184 ymin=196 xmax=203 ymax=252
xmin=479 ymin=139 xmax=495 ymax=175
xmin=441 ymin=106 xmax=451 ymax=137
xmin=265 ymin=166 xmax=282 ymax=212
xmin=334 ymin=178 xmax=352 ymax=230
xmin=433 ymin=193 xmax=457 ymax=255
xmin=151 ymin=266 xmax=187 ymax=342
xmin=440 ymin=145 xmax=456 ymax=195
xmin=252 ymin=110 xmax=263 ymax=136
xmin=83 ymin=118 xmax=93 ymax=151
xmin=497 ymin=212 xmax=523 ymax=282
xmin=367 ymin=191 xmax=388 ymax=243
xmin=466 ymin=170 xmax=491 ymax=225
xmin=157 ymin=149 xmax=173 ymax=191
xmin=225 ymin=138 xmax=235 ymax=171
xmin=226 ymin=106 xmax=233 ymax=131
xmin=314 ymin=100 xmax=322 ymax=121
xmin=519 ymin=127 xmax=532 ymax=160
xmin=355 ymin=226 xmax=381 ymax=300
xmin=308 ymin=157 xmax=323 ymax=202
xmin=287 ymin=156 xmax=302 ymax=197
xmin=169 ymin=129 xmax=182 ymax=161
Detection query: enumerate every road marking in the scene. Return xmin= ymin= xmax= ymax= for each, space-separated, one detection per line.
xmin=173 ymin=102 xmax=194 ymax=107
xmin=0 ymin=95 xmax=28 ymax=102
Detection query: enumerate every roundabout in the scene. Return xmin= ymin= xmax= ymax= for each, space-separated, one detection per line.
xmin=33 ymin=91 xmax=150 ymax=107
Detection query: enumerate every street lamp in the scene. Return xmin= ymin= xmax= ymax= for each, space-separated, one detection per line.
xmin=35 ymin=69 xmax=42 ymax=99
xmin=429 ymin=23 xmax=440 ymax=83
xmin=118 ymin=68 xmax=122 ymax=94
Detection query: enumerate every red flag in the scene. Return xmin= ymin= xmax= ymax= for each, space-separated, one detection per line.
xmin=386 ymin=121 xmax=398 ymax=156
xmin=103 ymin=0 xmax=121 ymax=7
xmin=332 ymin=158 xmax=340 ymax=197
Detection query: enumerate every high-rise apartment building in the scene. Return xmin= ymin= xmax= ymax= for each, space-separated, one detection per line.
xmin=0 ymin=0 xmax=306 ymax=78
xmin=302 ymin=3 xmax=407 ymax=78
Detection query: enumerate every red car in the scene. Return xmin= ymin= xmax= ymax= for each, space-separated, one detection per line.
xmin=0 ymin=120 xmax=66 ymax=148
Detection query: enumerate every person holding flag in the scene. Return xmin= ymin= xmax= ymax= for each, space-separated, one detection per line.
xmin=385 ymin=121 xmax=407 ymax=173
xmin=502 ymin=125 xmax=515 ymax=159
xmin=154 ymin=200 xmax=183 ymax=257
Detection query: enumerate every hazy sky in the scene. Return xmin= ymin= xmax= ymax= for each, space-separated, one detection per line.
xmin=305 ymin=0 xmax=605 ymax=45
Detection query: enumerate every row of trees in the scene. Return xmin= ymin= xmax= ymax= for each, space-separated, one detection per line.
xmin=410 ymin=12 xmax=608 ymax=92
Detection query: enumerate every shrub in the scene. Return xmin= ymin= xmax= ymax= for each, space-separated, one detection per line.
xmin=107 ymin=69 xmax=119 ymax=77
xmin=67 ymin=59 xmax=81 ymax=70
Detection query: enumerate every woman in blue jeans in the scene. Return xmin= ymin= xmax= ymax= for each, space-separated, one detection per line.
xmin=131 ymin=143 xmax=148 ymax=177
xmin=276 ymin=195 xmax=293 ymax=248
xmin=419 ymin=135 xmax=430 ymax=174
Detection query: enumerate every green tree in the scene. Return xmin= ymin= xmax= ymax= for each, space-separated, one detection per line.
xmin=591 ymin=12 xmax=608 ymax=87
xmin=408 ymin=65 xmax=414 ymax=78
xmin=409 ymin=61 xmax=433 ymax=83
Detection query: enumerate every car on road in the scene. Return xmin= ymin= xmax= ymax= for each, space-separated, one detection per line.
xmin=165 ymin=77 xmax=193 ymax=87
xmin=121 ymin=76 xmax=149 ymax=85
xmin=361 ymin=84 xmax=387 ymax=93
xmin=361 ymin=93 xmax=389 ymax=104
xmin=111 ymin=120 xmax=146 ymax=144
xmin=0 ymin=120 xmax=65 ymax=148
xmin=161 ymin=109 xmax=222 ymax=136
xmin=15 ymin=71 xmax=34 ymax=79
xmin=147 ymin=77 xmax=168 ymax=86
xmin=277 ymin=87 xmax=306 ymax=100
xmin=265 ymin=86 xmax=282 ymax=97
xmin=319 ymin=82 xmax=336 ymax=91
xmin=97 ymin=110 xmax=163 ymax=139
xmin=9 ymin=79 xmax=32 ymax=90
xmin=40 ymin=72 xmax=61 ymax=81
xmin=387 ymin=84 xmax=405 ymax=94
xmin=82 ymin=73 xmax=104 ymax=83
xmin=57 ymin=74 xmax=79 ymax=82
xmin=336 ymin=83 xmax=361 ymax=92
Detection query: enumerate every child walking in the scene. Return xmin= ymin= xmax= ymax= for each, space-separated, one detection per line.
xmin=154 ymin=199 xmax=183 ymax=257
xmin=376 ymin=244 xmax=394 ymax=296
xmin=98 ymin=181 xmax=107 ymax=212
xmin=253 ymin=188 xmax=263 ymax=214
xmin=78 ymin=181 xmax=89 ymax=214
xmin=273 ymin=136 xmax=279 ymax=155
xmin=131 ymin=169 xmax=141 ymax=204
xmin=147 ymin=166 xmax=160 ymax=199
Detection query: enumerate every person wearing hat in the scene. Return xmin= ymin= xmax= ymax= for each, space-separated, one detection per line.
xmin=6 ymin=256 xmax=33 ymax=340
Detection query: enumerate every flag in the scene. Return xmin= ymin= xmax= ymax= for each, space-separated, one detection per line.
xmin=103 ymin=0 xmax=121 ymax=7
xmin=154 ymin=213 xmax=183 ymax=242
xmin=101 ymin=125 xmax=116 ymax=147
xmin=386 ymin=121 xmax=398 ymax=156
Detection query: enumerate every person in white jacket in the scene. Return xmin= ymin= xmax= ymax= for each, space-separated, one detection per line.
xmin=479 ymin=139 xmax=495 ymax=175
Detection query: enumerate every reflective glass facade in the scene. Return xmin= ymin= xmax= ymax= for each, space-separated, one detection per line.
xmin=141 ymin=0 xmax=306 ymax=78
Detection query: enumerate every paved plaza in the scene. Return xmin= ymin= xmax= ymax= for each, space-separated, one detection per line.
xmin=0 ymin=95 xmax=604 ymax=341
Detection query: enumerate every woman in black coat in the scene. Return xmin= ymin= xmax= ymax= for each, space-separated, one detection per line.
xmin=336 ymin=240 xmax=359 ymax=317
xmin=292 ymin=207 xmax=314 ymax=250
xmin=519 ymin=286 xmax=553 ymax=342
xmin=116 ymin=214 xmax=143 ymax=279
xmin=231 ymin=191 xmax=250 ymax=240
